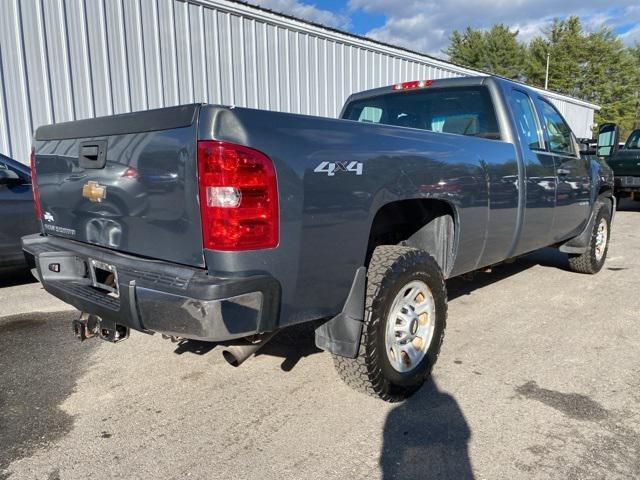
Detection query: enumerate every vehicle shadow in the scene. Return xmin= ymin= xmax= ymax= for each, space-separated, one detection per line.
xmin=380 ymin=379 xmax=473 ymax=479
xmin=173 ymin=322 xmax=323 ymax=372
xmin=0 ymin=268 xmax=36 ymax=288
xmin=616 ymin=197 xmax=640 ymax=212
xmin=258 ymin=321 xmax=323 ymax=371
xmin=447 ymin=247 xmax=569 ymax=301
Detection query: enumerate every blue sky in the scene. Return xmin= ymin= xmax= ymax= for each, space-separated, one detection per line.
xmin=251 ymin=0 xmax=640 ymax=57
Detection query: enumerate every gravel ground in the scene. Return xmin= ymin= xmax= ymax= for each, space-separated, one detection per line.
xmin=1 ymin=200 xmax=639 ymax=480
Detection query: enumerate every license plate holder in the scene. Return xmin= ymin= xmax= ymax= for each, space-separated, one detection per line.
xmin=89 ymin=259 xmax=119 ymax=297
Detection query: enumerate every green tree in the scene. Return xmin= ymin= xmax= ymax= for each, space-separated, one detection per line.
xmin=443 ymin=18 xmax=640 ymax=138
xmin=444 ymin=24 xmax=526 ymax=79
xmin=526 ymin=17 xmax=584 ymax=95
xmin=629 ymin=44 xmax=640 ymax=132
xmin=446 ymin=28 xmax=485 ymax=69
xmin=580 ymin=30 xmax=638 ymax=138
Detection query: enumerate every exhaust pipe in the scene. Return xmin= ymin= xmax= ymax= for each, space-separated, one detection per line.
xmin=222 ymin=331 xmax=277 ymax=367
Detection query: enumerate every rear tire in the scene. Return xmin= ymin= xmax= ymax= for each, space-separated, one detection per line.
xmin=568 ymin=204 xmax=611 ymax=274
xmin=333 ymin=245 xmax=447 ymax=402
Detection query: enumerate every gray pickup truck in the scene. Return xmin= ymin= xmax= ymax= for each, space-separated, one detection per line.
xmin=24 ymin=76 xmax=614 ymax=401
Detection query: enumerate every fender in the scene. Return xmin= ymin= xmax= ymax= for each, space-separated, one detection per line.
xmin=559 ymin=193 xmax=616 ymax=254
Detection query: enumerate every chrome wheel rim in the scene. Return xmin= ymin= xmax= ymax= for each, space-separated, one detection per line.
xmin=595 ymin=218 xmax=608 ymax=262
xmin=385 ymin=280 xmax=436 ymax=373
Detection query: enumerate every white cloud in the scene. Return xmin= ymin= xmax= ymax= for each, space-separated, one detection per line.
xmin=249 ymin=0 xmax=351 ymax=29
xmin=347 ymin=0 xmax=640 ymax=56
xmin=621 ymin=26 xmax=640 ymax=46
xmin=618 ymin=5 xmax=640 ymax=46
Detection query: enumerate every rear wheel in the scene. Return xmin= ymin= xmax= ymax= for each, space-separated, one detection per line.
xmin=333 ymin=246 xmax=447 ymax=402
xmin=568 ymin=204 xmax=611 ymax=274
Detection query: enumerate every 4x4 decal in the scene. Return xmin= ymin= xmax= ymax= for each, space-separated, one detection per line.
xmin=313 ymin=161 xmax=363 ymax=176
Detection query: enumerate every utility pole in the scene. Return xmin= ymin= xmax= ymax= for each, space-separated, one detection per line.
xmin=544 ymin=52 xmax=550 ymax=90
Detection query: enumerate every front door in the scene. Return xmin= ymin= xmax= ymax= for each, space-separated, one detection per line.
xmin=508 ymin=89 xmax=557 ymax=255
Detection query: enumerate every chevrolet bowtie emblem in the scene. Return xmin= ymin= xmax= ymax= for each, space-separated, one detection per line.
xmin=82 ymin=181 xmax=106 ymax=203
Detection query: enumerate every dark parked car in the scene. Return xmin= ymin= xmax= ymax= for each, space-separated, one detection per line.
xmin=24 ymin=76 xmax=615 ymax=401
xmin=0 ymin=154 xmax=39 ymax=272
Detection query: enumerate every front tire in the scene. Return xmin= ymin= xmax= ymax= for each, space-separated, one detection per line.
xmin=333 ymin=246 xmax=447 ymax=402
xmin=568 ymin=204 xmax=611 ymax=274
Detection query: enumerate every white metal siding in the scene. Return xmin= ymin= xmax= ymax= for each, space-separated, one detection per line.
xmin=0 ymin=0 xmax=598 ymax=165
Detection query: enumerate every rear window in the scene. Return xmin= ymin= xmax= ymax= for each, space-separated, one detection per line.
xmin=342 ymin=86 xmax=501 ymax=140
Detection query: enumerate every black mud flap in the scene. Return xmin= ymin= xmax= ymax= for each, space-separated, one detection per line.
xmin=315 ymin=267 xmax=366 ymax=358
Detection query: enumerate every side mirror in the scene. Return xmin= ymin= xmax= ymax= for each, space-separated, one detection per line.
xmin=596 ymin=123 xmax=619 ymax=158
xmin=0 ymin=168 xmax=21 ymax=185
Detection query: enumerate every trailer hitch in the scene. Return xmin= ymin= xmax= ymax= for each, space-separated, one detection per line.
xmin=72 ymin=312 xmax=99 ymax=341
xmin=72 ymin=312 xmax=129 ymax=343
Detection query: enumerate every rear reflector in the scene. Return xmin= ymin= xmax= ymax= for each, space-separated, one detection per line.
xmin=391 ymin=80 xmax=433 ymax=91
xmin=122 ymin=167 xmax=138 ymax=178
xmin=29 ymin=149 xmax=42 ymax=220
xmin=197 ymin=141 xmax=278 ymax=250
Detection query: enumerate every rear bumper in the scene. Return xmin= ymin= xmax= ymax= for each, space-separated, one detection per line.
xmin=22 ymin=234 xmax=280 ymax=341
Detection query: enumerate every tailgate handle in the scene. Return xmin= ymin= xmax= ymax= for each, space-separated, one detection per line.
xmin=79 ymin=140 xmax=107 ymax=169
xmin=82 ymin=145 xmax=99 ymax=158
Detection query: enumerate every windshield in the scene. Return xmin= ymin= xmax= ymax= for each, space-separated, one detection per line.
xmin=625 ymin=130 xmax=640 ymax=150
xmin=342 ymin=86 xmax=501 ymax=140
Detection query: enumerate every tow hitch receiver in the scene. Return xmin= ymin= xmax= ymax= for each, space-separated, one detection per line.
xmin=72 ymin=312 xmax=129 ymax=343
xmin=99 ymin=323 xmax=129 ymax=343
xmin=72 ymin=313 xmax=99 ymax=341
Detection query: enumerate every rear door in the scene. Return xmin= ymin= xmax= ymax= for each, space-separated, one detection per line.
xmin=535 ymin=98 xmax=591 ymax=242
xmin=33 ymin=104 xmax=205 ymax=267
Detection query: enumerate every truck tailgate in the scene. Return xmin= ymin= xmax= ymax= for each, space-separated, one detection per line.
xmin=33 ymin=104 xmax=205 ymax=267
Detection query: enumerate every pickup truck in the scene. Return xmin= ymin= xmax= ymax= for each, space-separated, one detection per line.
xmin=607 ymin=128 xmax=640 ymax=200
xmin=23 ymin=76 xmax=615 ymax=402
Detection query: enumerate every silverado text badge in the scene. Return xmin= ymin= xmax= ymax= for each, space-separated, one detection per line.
xmin=82 ymin=181 xmax=106 ymax=203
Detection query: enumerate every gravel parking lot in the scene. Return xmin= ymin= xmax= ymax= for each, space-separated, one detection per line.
xmin=1 ymin=200 xmax=639 ymax=480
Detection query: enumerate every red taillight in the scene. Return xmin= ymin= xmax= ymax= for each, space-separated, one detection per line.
xmin=30 ymin=149 xmax=42 ymax=220
xmin=197 ymin=141 xmax=278 ymax=250
xmin=391 ymin=80 xmax=433 ymax=91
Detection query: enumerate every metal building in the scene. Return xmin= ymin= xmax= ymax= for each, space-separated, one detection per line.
xmin=0 ymin=0 xmax=599 ymax=166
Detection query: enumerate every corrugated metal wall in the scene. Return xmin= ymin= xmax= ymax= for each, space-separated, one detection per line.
xmin=0 ymin=0 xmax=598 ymax=165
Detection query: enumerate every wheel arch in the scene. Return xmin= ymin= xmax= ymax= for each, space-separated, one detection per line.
xmin=365 ymin=197 xmax=459 ymax=278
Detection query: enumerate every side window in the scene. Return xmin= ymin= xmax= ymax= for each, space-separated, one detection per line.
xmin=625 ymin=130 xmax=640 ymax=150
xmin=538 ymin=100 xmax=576 ymax=155
xmin=510 ymin=90 xmax=543 ymax=150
